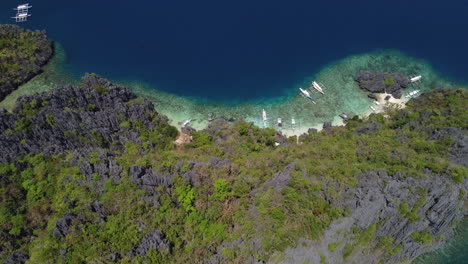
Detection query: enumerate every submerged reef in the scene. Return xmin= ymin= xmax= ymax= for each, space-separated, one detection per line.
xmin=0 ymin=73 xmax=466 ymax=263
xmin=0 ymin=25 xmax=53 ymax=101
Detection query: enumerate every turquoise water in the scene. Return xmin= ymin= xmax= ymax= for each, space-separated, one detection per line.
xmin=1 ymin=47 xmax=465 ymax=263
xmin=0 ymin=0 xmax=466 ymax=259
xmin=1 ymin=0 xmax=468 ymax=102
xmin=413 ymin=218 xmax=468 ymax=264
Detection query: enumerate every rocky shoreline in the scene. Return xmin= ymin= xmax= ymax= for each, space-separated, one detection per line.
xmin=355 ymin=71 xmax=412 ymax=99
xmin=0 ymin=74 xmax=466 ymax=263
xmin=0 ymin=25 xmax=53 ymax=101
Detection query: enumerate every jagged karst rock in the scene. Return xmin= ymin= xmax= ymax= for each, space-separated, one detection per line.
xmin=88 ymin=200 xmax=106 ymax=219
xmin=108 ymin=253 xmax=121 ymax=262
xmin=3 ymin=252 xmax=29 ymax=264
xmin=53 ymin=212 xmax=77 ymax=238
xmin=134 ymin=230 xmax=172 ymax=256
xmin=355 ymin=71 xmax=410 ymax=99
xmin=323 ymin=122 xmax=332 ymax=130
xmin=208 ymin=156 xmax=231 ymax=168
xmin=263 ymin=163 xmax=296 ymax=192
xmin=71 ymin=148 xmax=122 ymax=193
xmin=354 ymin=120 xmax=382 ymax=135
xmin=277 ymin=170 xmax=466 ymax=264
xmin=129 ymin=165 xmax=173 ymax=192
xmin=0 ymin=74 xmax=173 ymax=163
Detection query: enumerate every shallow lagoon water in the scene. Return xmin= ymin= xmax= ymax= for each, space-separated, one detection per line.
xmin=1 ymin=46 xmax=461 ymax=137
xmin=1 ymin=1 xmax=467 ymax=261
xmin=1 ymin=0 xmax=468 ymax=102
xmin=0 ymin=46 xmax=466 ymax=264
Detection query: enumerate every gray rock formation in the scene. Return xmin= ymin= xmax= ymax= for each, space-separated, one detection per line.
xmin=0 ymin=74 xmax=172 ymax=163
xmin=129 ymin=165 xmax=173 ymax=193
xmin=134 ymin=230 xmax=172 ymax=256
xmin=355 ymin=71 xmax=411 ymax=99
xmin=263 ymin=162 xmax=295 ymax=191
xmin=354 ymin=120 xmax=382 ymax=135
xmin=276 ymin=171 xmax=466 ymax=264
xmin=323 ymin=122 xmax=332 ymax=130
xmin=53 ymin=212 xmax=77 ymax=238
xmin=2 ymin=251 xmax=29 ymax=264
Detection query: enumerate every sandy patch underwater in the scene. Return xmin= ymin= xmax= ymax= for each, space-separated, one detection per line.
xmin=0 ymin=48 xmax=463 ymax=137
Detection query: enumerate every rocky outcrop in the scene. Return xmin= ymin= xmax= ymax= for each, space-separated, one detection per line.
xmin=354 ymin=120 xmax=382 ymax=135
xmin=129 ymin=165 xmax=173 ymax=193
xmin=53 ymin=212 xmax=78 ymax=238
xmin=134 ymin=230 xmax=172 ymax=256
xmin=355 ymin=71 xmax=411 ymax=99
xmin=323 ymin=122 xmax=333 ymax=130
xmin=263 ymin=162 xmax=295 ymax=192
xmin=3 ymin=251 xmax=29 ymax=264
xmin=0 ymin=74 xmax=173 ymax=163
xmin=278 ymin=170 xmax=466 ymax=264
xmin=0 ymin=25 xmax=53 ymax=101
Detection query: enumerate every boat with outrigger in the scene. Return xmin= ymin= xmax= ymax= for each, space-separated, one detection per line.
xmin=299 ymin=88 xmax=316 ymax=104
xmin=291 ymin=118 xmax=296 ymax=132
xmin=12 ymin=3 xmax=32 ymax=22
xmin=405 ymin=90 xmax=420 ymax=98
xmin=181 ymin=120 xmax=191 ymax=129
xmin=262 ymin=109 xmax=268 ymax=128
xmin=277 ymin=118 xmax=282 ymax=130
xmin=311 ymin=81 xmax=325 ymax=95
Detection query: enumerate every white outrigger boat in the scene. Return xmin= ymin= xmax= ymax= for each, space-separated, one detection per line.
xmin=405 ymin=90 xmax=420 ymax=98
xmin=12 ymin=3 xmax=32 ymax=22
xmin=299 ymin=88 xmax=316 ymax=104
xmin=181 ymin=120 xmax=191 ymax=129
xmin=311 ymin=81 xmax=325 ymax=95
xmin=410 ymin=75 xmax=422 ymax=83
xmin=12 ymin=12 xmax=30 ymax=22
xmin=262 ymin=109 xmax=268 ymax=128
xmin=291 ymin=118 xmax=296 ymax=132
xmin=370 ymin=106 xmax=376 ymax=111
xmin=14 ymin=3 xmax=32 ymax=12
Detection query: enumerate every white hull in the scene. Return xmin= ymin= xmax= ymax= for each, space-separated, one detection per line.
xmin=410 ymin=75 xmax=422 ymax=83
xmin=312 ymin=81 xmax=325 ymax=94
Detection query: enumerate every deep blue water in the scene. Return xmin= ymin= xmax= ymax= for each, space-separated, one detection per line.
xmin=1 ymin=0 xmax=467 ymax=102
xmin=0 ymin=1 xmax=467 ymax=262
xmin=0 ymin=0 xmax=468 ymax=101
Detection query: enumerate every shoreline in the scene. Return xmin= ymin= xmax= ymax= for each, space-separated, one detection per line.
xmin=0 ymin=49 xmax=462 ymax=138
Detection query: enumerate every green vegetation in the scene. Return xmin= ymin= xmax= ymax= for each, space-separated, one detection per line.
xmin=383 ymin=77 xmax=395 ymax=86
xmin=0 ymin=25 xmax=52 ymax=100
xmin=411 ymin=231 xmax=433 ymax=244
xmin=93 ymin=84 xmax=109 ymax=94
xmin=0 ymin=88 xmax=466 ymax=263
xmin=328 ymin=242 xmax=341 ymax=252
xmin=377 ymin=236 xmax=394 ymax=249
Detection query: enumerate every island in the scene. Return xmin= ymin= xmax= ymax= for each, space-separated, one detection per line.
xmin=0 ymin=25 xmax=53 ymax=101
xmin=0 ymin=27 xmax=466 ymax=264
